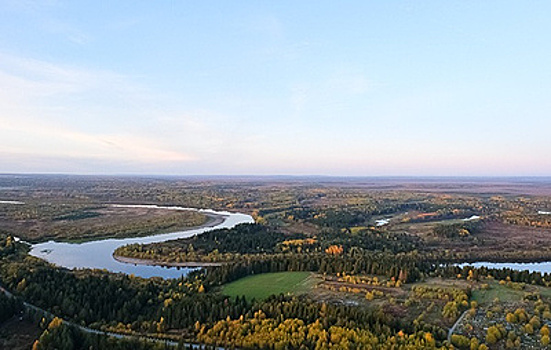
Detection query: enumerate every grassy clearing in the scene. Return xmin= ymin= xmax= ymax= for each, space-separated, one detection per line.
xmin=221 ymin=272 xmax=318 ymax=300
xmin=410 ymin=277 xmax=473 ymax=289
xmin=536 ymin=285 xmax=551 ymax=299
xmin=471 ymin=281 xmax=526 ymax=305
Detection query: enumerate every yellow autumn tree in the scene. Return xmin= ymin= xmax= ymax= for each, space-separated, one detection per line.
xmin=48 ymin=317 xmax=63 ymax=330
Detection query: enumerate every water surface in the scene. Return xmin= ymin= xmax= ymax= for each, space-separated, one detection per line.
xmin=0 ymin=200 xmax=24 ymax=205
xmin=29 ymin=205 xmax=254 ymax=279
xmin=458 ymin=261 xmax=551 ymax=274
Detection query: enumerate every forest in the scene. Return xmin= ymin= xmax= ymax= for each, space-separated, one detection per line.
xmin=2 ymin=175 xmax=551 ymax=349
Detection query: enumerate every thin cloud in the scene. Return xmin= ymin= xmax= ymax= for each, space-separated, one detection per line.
xmin=0 ymin=53 xmax=194 ymax=166
xmin=1 ymin=117 xmax=194 ymax=163
xmin=0 ymin=53 xmax=134 ymax=102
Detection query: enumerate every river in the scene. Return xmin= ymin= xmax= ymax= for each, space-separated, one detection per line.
xmin=25 ymin=205 xmax=551 ymax=278
xmin=28 ymin=205 xmax=254 ymax=279
xmin=457 ymin=261 xmax=551 ymax=274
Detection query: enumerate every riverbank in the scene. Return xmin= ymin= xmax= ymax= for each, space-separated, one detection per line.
xmin=58 ymin=211 xmax=225 ymax=244
xmin=111 ymin=210 xmax=229 ymax=268
xmin=29 ymin=206 xmax=253 ymax=279
xmin=113 ymin=254 xmax=224 ymax=267
xmin=10 ymin=204 xmax=219 ymax=244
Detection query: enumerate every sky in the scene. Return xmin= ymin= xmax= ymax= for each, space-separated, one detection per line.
xmin=0 ymin=1 xmax=550 ymax=176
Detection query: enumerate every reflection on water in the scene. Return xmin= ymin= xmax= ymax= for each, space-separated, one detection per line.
xmin=457 ymin=261 xmax=551 ymax=274
xmin=29 ymin=206 xmax=254 ymax=279
xmin=0 ymin=200 xmax=24 ymax=204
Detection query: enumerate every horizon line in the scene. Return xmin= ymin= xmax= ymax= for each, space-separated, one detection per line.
xmin=1 ymin=173 xmax=550 ymax=180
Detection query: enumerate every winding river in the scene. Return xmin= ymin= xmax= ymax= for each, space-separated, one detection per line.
xmin=28 ymin=205 xmax=254 ymax=279
xmin=21 ymin=204 xmax=551 ymax=278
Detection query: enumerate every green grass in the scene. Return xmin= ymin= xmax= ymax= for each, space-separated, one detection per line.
xmin=536 ymin=285 xmax=551 ymax=299
xmin=221 ymin=272 xmax=317 ymax=300
xmin=471 ymin=281 xmax=526 ymax=305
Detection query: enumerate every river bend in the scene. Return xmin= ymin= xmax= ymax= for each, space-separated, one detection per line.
xmin=29 ymin=205 xmax=254 ymax=279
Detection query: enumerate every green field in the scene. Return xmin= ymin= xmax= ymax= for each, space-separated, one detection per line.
xmin=221 ymin=272 xmax=317 ymax=300
xmin=471 ymin=281 xmax=526 ymax=305
xmin=537 ymin=285 xmax=551 ymax=299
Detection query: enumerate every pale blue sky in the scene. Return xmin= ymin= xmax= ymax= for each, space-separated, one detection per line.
xmin=0 ymin=1 xmax=549 ymax=175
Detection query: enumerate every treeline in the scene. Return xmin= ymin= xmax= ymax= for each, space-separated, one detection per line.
xmin=119 ymin=224 xmax=293 ymax=258
xmin=503 ymin=213 xmax=551 ymax=228
xmin=116 ymin=223 xmax=421 ymax=264
xmin=196 ymin=251 xmax=425 ymax=287
xmin=322 ymin=227 xmax=420 ymax=253
xmin=430 ymin=221 xmax=481 ymax=238
xmin=420 ymin=247 xmax=551 ymax=265
xmin=436 ymin=265 xmax=551 ymax=286
xmin=282 ymin=201 xmax=441 ymax=229
xmin=197 ymin=296 xmax=448 ymax=349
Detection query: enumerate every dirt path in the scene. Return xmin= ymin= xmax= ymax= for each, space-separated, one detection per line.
xmin=447 ymin=310 xmax=469 ymax=343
